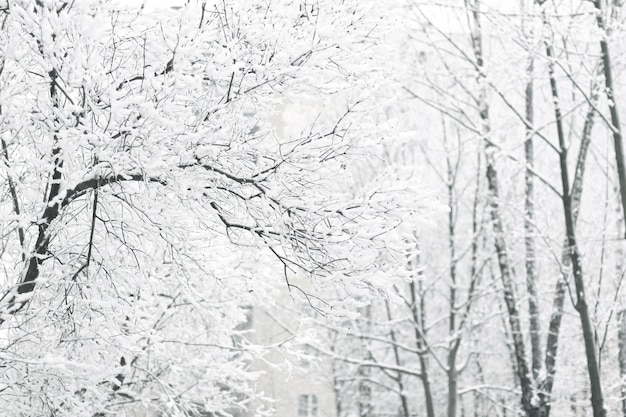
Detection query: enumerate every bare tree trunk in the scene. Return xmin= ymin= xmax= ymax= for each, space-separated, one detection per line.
xmin=330 ymin=332 xmax=344 ymax=417
xmin=445 ymin=124 xmax=460 ymax=417
xmin=446 ymin=130 xmax=483 ymax=417
xmin=520 ymin=0 xmax=542 ymax=385
xmin=619 ymin=309 xmax=626 ymax=417
xmin=406 ymin=237 xmax=435 ymax=417
xmin=358 ymin=305 xmax=372 ymax=417
xmin=384 ymin=300 xmax=410 ymax=417
xmin=616 ymin=210 xmax=626 ymax=417
xmin=544 ymin=26 xmax=606 ymax=417
xmin=448 ymin=353 xmax=459 ymax=417
xmin=474 ymin=358 xmax=487 ymax=417
xmin=357 ymin=367 xmax=372 ymax=417
xmin=466 ymin=1 xmax=536 ymax=415
xmin=540 ymin=72 xmax=599 ymax=417
xmin=590 ymin=12 xmax=626 ymax=404
xmin=447 ymin=185 xmax=459 ymax=417
xmin=483 ymin=37 xmax=536 ymax=417
xmin=594 ymin=0 xmax=626 ymax=238
xmin=334 ymin=370 xmax=343 ymax=417
xmin=409 ymin=272 xmax=435 ymax=417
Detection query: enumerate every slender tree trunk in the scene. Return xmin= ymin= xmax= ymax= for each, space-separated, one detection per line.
xmin=544 ymin=26 xmax=606 ymax=417
xmin=358 ymin=305 xmax=372 ymax=417
xmin=409 ymin=240 xmax=435 ymax=417
xmin=520 ymin=0 xmax=541 ymax=384
xmin=447 ymin=138 xmax=483 ymax=417
xmin=445 ymin=125 xmax=460 ymax=417
xmin=541 ymin=71 xmax=599 ymax=416
xmin=333 ymin=370 xmax=343 ymax=417
xmin=619 ymin=309 xmax=626 ymax=417
xmin=384 ymin=300 xmax=411 ymax=417
xmin=474 ymin=358 xmax=486 ymax=417
xmin=330 ymin=333 xmax=344 ymax=417
xmin=466 ymin=1 xmax=536 ymax=415
xmin=617 ymin=210 xmax=626 ymax=417
xmin=522 ymin=16 xmax=542 ymax=385
xmin=483 ymin=37 xmax=537 ymax=417
xmin=594 ymin=0 xmax=626 ymax=238
xmin=531 ymin=5 xmax=600 ymax=414
xmin=409 ymin=276 xmax=435 ymax=417
xmin=448 ymin=350 xmax=459 ymax=417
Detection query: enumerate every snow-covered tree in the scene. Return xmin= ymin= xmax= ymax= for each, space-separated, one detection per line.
xmin=0 ymin=1 xmax=408 ymax=415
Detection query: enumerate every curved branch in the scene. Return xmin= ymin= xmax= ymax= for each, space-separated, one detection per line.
xmin=0 ymin=171 xmax=165 ymax=324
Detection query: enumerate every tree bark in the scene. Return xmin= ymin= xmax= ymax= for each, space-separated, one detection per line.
xmin=409 ymin=275 xmax=435 ymax=417
xmin=0 ymin=43 xmax=64 ymax=321
xmin=358 ymin=305 xmax=372 ymax=417
xmin=384 ymin=300 xmax=411 ymax=417
xmin=444 ymin=129 xmax=483 ymax=417
xmin=466 ymin=1 xmax=536 ymax=414
xmin=445 ymin=125 xmax=460 ymax=417
xmin=541 ymin=68 xmax=599 ymax=415
xmin=522 ymin=17 xmax=542 ymax=383
xmin=409 ymin=240 xmax=435 ymax=417
xmin=544 ymin=28 xmax=606 ymax=417
xmin=594 ymin=0 xmax=626 ymax=238
xmin=619 ymin=309 xmax=626 ymax=417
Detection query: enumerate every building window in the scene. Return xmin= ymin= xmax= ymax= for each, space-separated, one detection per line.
xmin=298 ymin=394 xmax=318 ymax=417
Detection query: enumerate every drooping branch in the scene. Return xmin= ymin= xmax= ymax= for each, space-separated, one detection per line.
xmin=0 ymin=153 xmax=336 ymax=323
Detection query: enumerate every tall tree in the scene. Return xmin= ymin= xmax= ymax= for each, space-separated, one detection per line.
xmin=538 ymin=3 xmax=606 ymax=415
xmin=465 ymin=1 xmax=537 ymax=414
xmin=521 ymin=0 xmax=542 ymax=385
xmin=594 ymin=0 xmax=626 ymax=238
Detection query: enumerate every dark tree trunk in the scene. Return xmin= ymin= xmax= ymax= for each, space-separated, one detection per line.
xmin=544 ymin=27 xmax=606 ymax=417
